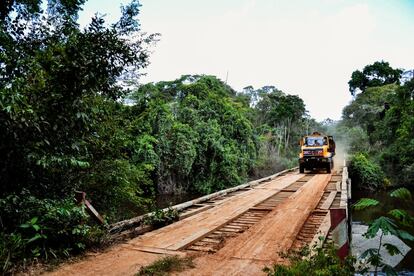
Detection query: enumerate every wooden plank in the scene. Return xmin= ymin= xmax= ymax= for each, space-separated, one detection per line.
xmin=202 ymin=238 xmax=221 ymax=243
xmin=121 ymin=245 xmax=187 ymax=256
xmin=248 ymin=207 xmax=273 ymax=211
xmin=320 ymin=191 xmax=337 ymax=210
xmin=109 ymin=167 xmax=299 ymax=233
xmin=309 ymin=213 xmax=331 ymax=252
xmin=135 ymin=175 xmax=305 ymax=251
xmin=216 ymin=174 xmax=331 ymax=262
xmin=335 ymin=181 xmax=341 ymax=191
xmin=187 ymin=245 xmax=217 ymax=252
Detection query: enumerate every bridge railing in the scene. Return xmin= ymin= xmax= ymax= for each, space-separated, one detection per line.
xmin=330 ymin=165 xmax=351 ymax=259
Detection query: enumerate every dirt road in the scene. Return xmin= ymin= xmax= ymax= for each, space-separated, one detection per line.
xmin=47 ymin=171 xmax=335 ymax=276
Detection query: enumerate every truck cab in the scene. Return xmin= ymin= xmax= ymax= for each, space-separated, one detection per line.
xmin=299 ymin=132 xmax=335 ymax=173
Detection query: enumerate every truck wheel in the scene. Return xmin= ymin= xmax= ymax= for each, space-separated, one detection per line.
xmin=326 ymin=164 xmax=331 ymax=174
xmin=299 ymin=164 xmax=305 ymax=173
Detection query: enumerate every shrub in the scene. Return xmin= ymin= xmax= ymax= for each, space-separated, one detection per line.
xmin=0 ymin=233 xmax=25 ymax=273
xmin=349 ymin=153 xmax=385 ymax=190
xmin=81 ymin=159 xmax=154 ymax=222
xmin=143 ymin=208 xmax=179 ymax=228
xmin=263 ymin=244 xmax=356 ymax=276
xmin=0 ymin=193 xmax=106 ymax=273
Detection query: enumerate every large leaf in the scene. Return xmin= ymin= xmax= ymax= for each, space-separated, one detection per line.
xmin=360 ymin=248 xmax=378 ymax=259
xmin=366 ymin=251 xmax=382 ymax=267
xmin=364 ymin=216 xmax=398 ymax=238
xmin=388 ymin=209 xmax=414 ymax=227
xmin=352 ymin=198 xmax=379 ymax=211
xmin=30 ymin=217 xmax=39 ymax=224
xmin=19 ymin=223 xmax=31 ymax=229
xmin=27 ymin=233 xmax=43 ymax=243
xmin=383 ymin=243 xmax=401 ymax=256
xmin=390 ymin=187 xmax=412 ymax=201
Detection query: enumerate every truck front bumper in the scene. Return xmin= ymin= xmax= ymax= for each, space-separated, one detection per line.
xmin=299 ymin=157 xmax=332 ymax=168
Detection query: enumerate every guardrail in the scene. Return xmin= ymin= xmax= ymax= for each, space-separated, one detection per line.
xmin=109 ymin=167 xmax=298 ymax=235
xmin=330 ymin=162 xmax=351 ymax=259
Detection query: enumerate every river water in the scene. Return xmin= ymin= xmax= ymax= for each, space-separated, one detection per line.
xmin=351 ymin=189 xmax=414 ymax=272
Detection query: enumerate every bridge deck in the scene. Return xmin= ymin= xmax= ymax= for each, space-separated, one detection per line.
xmin=48 ymin=168 xmax=349 ymax=276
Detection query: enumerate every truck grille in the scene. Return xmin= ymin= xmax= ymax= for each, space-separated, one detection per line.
xmin=303 ymin=148 xmax=323 ymax=156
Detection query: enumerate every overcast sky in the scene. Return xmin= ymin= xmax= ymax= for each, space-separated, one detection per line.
xmin=78 ymin=0 xmax=414 ymax=121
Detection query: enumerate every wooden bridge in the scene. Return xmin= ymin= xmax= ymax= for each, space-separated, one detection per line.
xmin=49 ymin=165 xmax=351 ymax=276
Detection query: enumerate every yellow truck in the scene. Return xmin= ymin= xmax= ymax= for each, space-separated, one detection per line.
xmin=299 ymin=132 xmax=335 ymax=173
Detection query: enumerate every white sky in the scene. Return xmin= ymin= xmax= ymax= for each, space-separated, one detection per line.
xmin=78 ymin=0 xmax=414 ymax=121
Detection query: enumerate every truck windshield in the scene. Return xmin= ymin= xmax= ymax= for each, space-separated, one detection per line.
xmin=305 ymin=137 xmax=326 ymax=146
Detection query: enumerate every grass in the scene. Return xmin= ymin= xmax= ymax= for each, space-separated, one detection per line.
xmin=136 ymin=255 xmax=195 ymax=276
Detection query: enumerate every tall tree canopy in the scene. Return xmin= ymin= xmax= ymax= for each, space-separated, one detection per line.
xmin=341 ymin=61 xmax=414 ymax=188
xmin=348 ymin=61 xmax=403 ymax=96
xmin=0 ymin=1 xmax=159 ymax=270
xmin=130 ymin=75 xmax=257 ymax=194
xmin=0 ymin=0 xmax=156 ymax=197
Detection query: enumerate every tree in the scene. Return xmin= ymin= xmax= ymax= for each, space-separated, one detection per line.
xmin=0 ymin=0 xmax=158 ymax=270
xmin=348 ymin=61 xmax=403 ymax=96
xmin=255 ymin=90 xmax=306 ymax=154
xmin=130 ymin=75 xmax=257 ymax=194
xmin=0 ymin=0 xmax=156 ymax=197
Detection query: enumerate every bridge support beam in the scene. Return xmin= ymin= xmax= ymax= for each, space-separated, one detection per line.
xmin=330 ymin=208 xmax=349 ymax=259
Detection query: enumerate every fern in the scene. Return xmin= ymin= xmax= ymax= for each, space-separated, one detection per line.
xmin=364 ymin=216 xmax=398 ymax=238
xmin=352 ymin=198 xmax=379 ymax=210
xmin=388 ymin=209 xmax=414 ymax=228
xmin=390 ymin=187 xmax=412 ymax=200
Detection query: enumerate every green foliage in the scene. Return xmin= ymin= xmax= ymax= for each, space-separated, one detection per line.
xmin=81 ymin=159 xmax=154 ymax=221
xmin=342 ymin=63 xmax=414 ymax=187
xmin=364 ymin=216 xmax=398 ymax=238
xmin=263 ymin=244 xmax=356 ymax=276
xmin=136 ymin=255 xmax=194 ymax=276
xmin=0 ymin=193 xmax=107 ymax=273
xmin=349 ymin=153 xmax=385 ymax=190
xmin=0 ymin=0 xmax=156 ymax=272
xmin=382 ymin=243 xmax=402 ymax=256
xmin=0 ymin=233 xmax=25 ymax=273
xmin=342 ymin=84 xmax=398 ymax=136
xmin=0 ymin=0 xmax=156 ymax=194
xmin=130 ymin=75 xmax=259 ymax=194
xmin=348 ymin=61 xmax=403 ymax=96
xmin=352 ymin=198 xmax=379 ymax=211
xmin=389 ymin=187 xmax=412 ymax=200
xmin=143 ymin=208 xmax=179 ymax=228
xmin=354 ymin=188 xmax=414 ymax=274
xmin=238 ymin=85 xmax=320 ymax=177
xmin=388 ymin=209 xmax=414 ymax=227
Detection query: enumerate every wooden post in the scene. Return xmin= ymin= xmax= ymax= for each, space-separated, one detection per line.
xmin=75 ymin=191 xmax=104 ymax=224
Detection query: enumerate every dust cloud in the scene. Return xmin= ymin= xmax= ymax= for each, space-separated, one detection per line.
xmin=333 ymin=141 xmax=348 ymax=170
